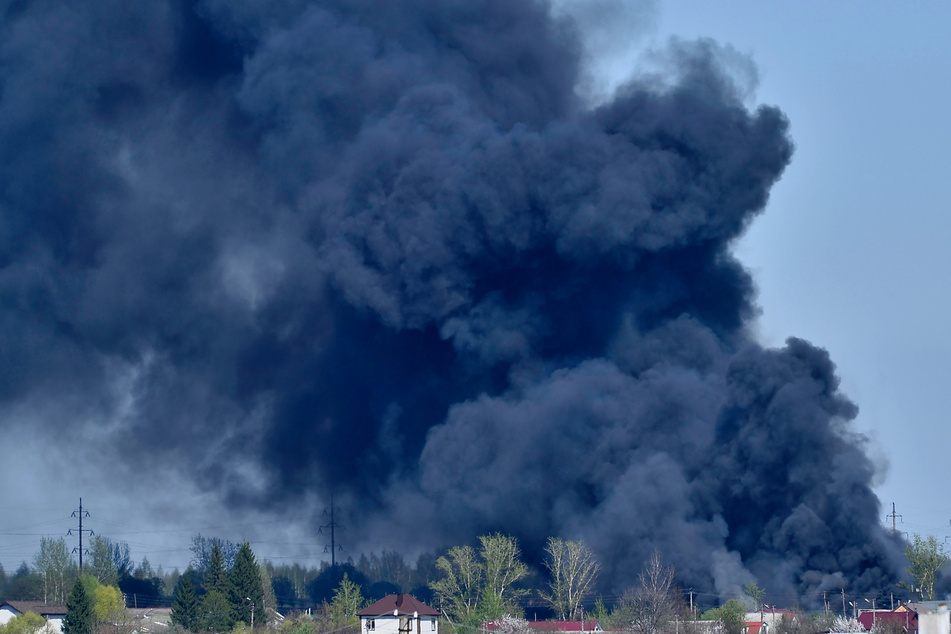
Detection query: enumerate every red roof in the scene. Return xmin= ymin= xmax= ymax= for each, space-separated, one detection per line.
xmin=487 ymin=622 xmax=601 ymax=632
xmin=358 ymin=594 xmax=439 ymax=617
xmin=857 ymin=611 xmax=916 ymax=632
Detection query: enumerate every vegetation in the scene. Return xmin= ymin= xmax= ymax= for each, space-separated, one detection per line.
xmin=62 ymin=577 xmax=96 ymax=634
xmin=612 ymin=552 xmax=684 ymax=634
xmin=904 ymin=533 xmax=948 ymax=600
xmin=8 ymin=528 xmax=937 ymax=634
xmin=701 ymin=598 xmax=746 ymax=634
xmin=540 ymin=538 xmax=599 ymax=621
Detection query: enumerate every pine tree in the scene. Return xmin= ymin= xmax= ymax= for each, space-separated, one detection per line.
xmin=171 ymin=569 xmax=200 ymax=632
xmin=204 ymin=542 xmax=228 ymax=594
xmin=202 ymin=543 xmax=234 ymax=633
xmin=229 ymin=543 xmax=264 ymax=628
xmin=201 ymin=589 xmax=234 ymax=633
xmin=63 ymin=577 xmax=95 ymax=634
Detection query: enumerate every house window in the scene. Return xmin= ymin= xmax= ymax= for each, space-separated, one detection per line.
xmin=431 ymin=619 xmax=437 ymax=631
xmin=366 ymin=620 xmax=375 ymax=631
xmin=400 ymin=617 xmax=413 ymax=633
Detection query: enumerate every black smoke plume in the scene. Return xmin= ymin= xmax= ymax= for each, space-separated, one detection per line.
xmin=0 ymin=0 xmax=903 ymax=604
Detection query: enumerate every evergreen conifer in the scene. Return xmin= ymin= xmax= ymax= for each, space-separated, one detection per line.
xmin=63 ymin=577 xmax=95 ymax=634
xmin=229 ymin=543 xmax=264 ymax=628
xmin=171 ymin=569 xmax=200 ymax=632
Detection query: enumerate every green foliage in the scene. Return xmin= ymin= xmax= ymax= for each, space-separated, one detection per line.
xmin=904 ymin=533 xmax=948 ymax=600
xmin=89 ymin=537 xmax=119 ymax=587
xmin=743 ymin=581 xmax=766 ymax=610
xmin=205 ymin=542 xmax=229 ymax=595
xmin=230 ymin=543 xmax=265 ymax=628
xmin=277 ymin=614 xmax=319 ymax=634
xmin=94 ymin=585 xmax=130 ymax=634
xmin=201 ymin=589 xmax=234 ymax=633
xmin=0 ymin=612 xmax=48 ymax=634
xmin=329 ymin=573 xmax=364 ymax=626
xmin=34 ymin=537 xmax=78 ymax=605
xmin=707 ymin=599 xmax=746 ymax=634
xmin=7 ymin=562 xmax=44 ymax=601
xmin=430 ymin=546 xmax=482 ymax=625
xmin=479 ymin=534 xmax=529 ymax=619
xmin=260 ymin=564 xmax=278 ymax=613
xmin=430 ymin=535 xmax=530 ymax=624
xmin=171 ymin=570 xmax=201 ymax=632
xmin=63 ymin=577 xmax=96 ymax=634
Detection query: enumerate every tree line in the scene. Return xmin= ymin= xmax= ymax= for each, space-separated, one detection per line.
xmin=1 ymin=530 xmax=945 ymax=634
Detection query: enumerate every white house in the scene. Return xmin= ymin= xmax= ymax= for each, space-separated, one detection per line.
xmin=358 ymin=594 xmax=440 ymax=634
xmin=0 ymin=601 xmax=67 ymax=634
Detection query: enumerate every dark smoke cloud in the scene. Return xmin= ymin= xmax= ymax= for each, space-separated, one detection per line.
xmin=0 ymin=0 xmax=903 ymax=604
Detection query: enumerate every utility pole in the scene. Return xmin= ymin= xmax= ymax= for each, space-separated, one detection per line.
xmin=68 ymin=498 xmax=93 ymax=570
xmin=319 ymin=493 xmax=342 ymax=566
xmin=886 ymin=503 xmax=902 ymax=534
xmin=841 ymin=589 xmax=846 ymax=618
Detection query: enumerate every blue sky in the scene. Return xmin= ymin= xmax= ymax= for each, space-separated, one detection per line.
xmin=628 ymin=1 xmax=951 ymax=539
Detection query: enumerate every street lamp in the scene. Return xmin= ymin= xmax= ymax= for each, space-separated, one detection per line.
xmin=246 ymin=598 xmax=255 ymax=631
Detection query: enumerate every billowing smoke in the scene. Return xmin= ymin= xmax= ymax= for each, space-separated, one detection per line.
xmin=0 ymin=0 xmax=902 ymax=605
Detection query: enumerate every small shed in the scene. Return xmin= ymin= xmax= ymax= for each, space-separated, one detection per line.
xmin=358 ymin=594 xmax=440 ymax=634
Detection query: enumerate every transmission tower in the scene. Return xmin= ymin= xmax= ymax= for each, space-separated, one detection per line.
xmin=886 ymin=502 xmax=902 ymax=534
xmin=318 ymin=493 xmax=343 ymax=566
xmin=68 ymin=498 xmax=94 ymax=570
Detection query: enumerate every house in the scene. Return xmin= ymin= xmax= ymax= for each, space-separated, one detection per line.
xmin=857 ymin=607 xmax=917 ymax=633
xmin=0 ymin=601 xmax=68 ymax=634
xmin=358 ymin=594 xmax=440 ymax=634
xmin=744 ymin=622 xmax=769 ymax=634
xmin=745 ymin=609 xmax=795 ymax=629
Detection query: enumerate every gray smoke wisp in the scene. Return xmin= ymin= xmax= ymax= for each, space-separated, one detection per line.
xmin=0 ymin=0 xmax=902 ymax=604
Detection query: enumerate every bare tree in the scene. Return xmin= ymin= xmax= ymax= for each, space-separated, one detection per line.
xmin=622 ymin=551 xmax=680 ymax=634
xmin=541 ymin=538 xmax=600 ymax=620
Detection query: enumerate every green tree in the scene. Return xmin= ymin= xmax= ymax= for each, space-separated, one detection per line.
xmin=479 ymin=534 xmax=530 ymax=619
xmin=7 ymin=562 xmax=44 ymax=600
xmin=171 ymin=571 xmax=201 ymax=632
xmin=94 ymin=584 xmax=129 ymax=634
xmin=905 ymin=533 xmax=948 ymax=600
xmin=204 ymin=542 xmax=229 ymax=594
xmin=260 ymin=564 xmax=278 ymax=615
xmin=34 ymin=537 xmax=78 ymax=605
xmin=88 ymin=537 xmax=119 ymax=587
xmin=201 ymin=589 xmax=234 ymax=633
xmin=329 ymin=573 xmax=364 ymax=626
xmin=63 ymin=577 xmax=96 ymax=634
xmin=430 ymin=546 xmax=483 ymax=624
xmin=702 ymin=599 xmax=745 ymax=634
xmin=541 ymin=538 xmax=600 ymax=621
xmin=1 ymin=612 xmax=48 ymax=634
xmin=743 ymin=580 xmax=767 ymax=613
xmin=229 ymin=543 xmax=265 ymax=628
